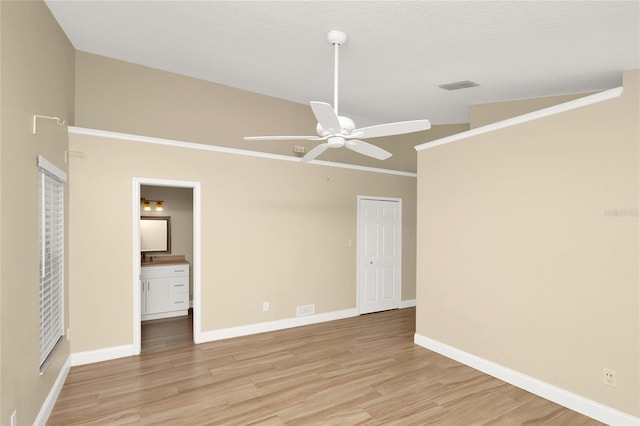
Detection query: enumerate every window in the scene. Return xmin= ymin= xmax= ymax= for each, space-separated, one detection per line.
xmin=38 ymin=156 xmax=66 ymax=369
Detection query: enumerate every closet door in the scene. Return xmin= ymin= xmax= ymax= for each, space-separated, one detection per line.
xmin=358 ymin=197 xmax=401 ymax=314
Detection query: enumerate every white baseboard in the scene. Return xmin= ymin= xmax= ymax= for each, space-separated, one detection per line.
xmin=400 ymin=299 xmax=416 ymax=308
xmin=34 ymin=355 xmax=71 ymax=426
xmin=414 ymin=333 xmax=639 ymax=426
xmin=70 ymin=344 xmax=137 ymax=366
xmin=196 ymin=308 xmax=359 ymax=343
xmin=67 ymin=305 xmax=412 ymax=364
xmin=142 ymin=310 xmax=188 ymax=321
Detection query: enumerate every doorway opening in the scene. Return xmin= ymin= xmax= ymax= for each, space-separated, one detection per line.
xmin=141 ymin=314 xmax=193 ymax=353
xmin=133 ymin=178 xmax=201 ymax=354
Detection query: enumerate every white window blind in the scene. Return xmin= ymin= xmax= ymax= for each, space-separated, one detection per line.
xmin=38 ymin=156 xmax=66 ymax=369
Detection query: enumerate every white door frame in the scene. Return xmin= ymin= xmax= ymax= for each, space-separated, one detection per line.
xmin=356 ymin=195 xmax=402 ymax=314
xmin=132 ymin=178 xmax=201 ymax=354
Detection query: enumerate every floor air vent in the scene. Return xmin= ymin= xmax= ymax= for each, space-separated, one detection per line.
xmin=296 ymin=304 xmax=315 ymax=316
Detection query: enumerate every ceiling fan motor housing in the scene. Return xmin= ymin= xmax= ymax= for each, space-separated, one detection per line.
xmin=316 ymin=116 xmax=355 ymax=137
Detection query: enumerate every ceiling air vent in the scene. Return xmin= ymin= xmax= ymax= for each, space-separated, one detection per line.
xmin=438 ymin=80 xmax=479 ymax=91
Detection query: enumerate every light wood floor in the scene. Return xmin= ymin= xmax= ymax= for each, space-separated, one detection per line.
xmin=48 ymin=308 xmax=602 ymax=425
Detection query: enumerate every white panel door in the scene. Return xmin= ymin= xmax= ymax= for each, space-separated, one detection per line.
xmin=358 ymin=198 xmax=401 ymax=314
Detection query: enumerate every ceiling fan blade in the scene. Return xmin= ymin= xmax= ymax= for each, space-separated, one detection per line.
xmin=345 ymin=140 xmax=392 ymax=160
xmin=349 ymin=119 xmax=431 ymax=139
xmin=310 ymin=102 xmax=341 ymax=133
xmin=301 ymin=143 xmax=330 ymax=162
xmin=244 ymin=135 xmax=324 ymax=141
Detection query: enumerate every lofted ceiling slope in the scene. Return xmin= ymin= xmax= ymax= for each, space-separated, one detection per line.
xmin=45 ymin=1 xmax=639 ymax=125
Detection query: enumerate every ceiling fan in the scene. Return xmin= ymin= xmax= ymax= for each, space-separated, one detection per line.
xmin=244 ymin=30 xmax=431 ymax=162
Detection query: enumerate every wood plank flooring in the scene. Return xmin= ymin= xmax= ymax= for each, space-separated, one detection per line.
xmin=48 ymin=308 xmax=602 ymax=425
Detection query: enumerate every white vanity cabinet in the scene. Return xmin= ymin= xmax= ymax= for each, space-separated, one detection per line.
xmin=141 ymin=264 xmax=189 ymax=321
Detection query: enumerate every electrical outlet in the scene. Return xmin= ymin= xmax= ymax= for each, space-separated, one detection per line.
xmin=10 ymin=410 xmax=17 ymax=426
xmin=293 ymin=145 xmax=305 ymax=154
xmin=603 ymin=368 xmax=617 ymax=387
xmin=262 ymin=301 xmax=269 ymax=312
xmin=66 ymin=327 xmax=71 ymax=341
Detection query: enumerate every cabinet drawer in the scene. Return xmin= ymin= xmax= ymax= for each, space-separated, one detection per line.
xmin=168 ymin=265 xmax=189 ymax=277
xmin=168 ymin=293 xmax=189 ymax=311
xmin=141 ymin=265 xmax=170 ymax=279
xmin=169 ymin=279 xmax=189 ymax=294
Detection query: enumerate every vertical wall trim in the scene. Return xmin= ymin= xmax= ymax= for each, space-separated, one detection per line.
xmin=192 ymin=183 xmax=202 ymax=343
xmin=132 ymin=180 xmax=141 ymax=354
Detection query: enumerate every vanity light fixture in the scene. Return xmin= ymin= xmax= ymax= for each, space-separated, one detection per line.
xmin=140 ymin=197 xmax=164 ymax=212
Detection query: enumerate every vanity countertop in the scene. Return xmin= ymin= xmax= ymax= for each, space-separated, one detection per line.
xmin=141 ymin=255 xmax=189 ymax=267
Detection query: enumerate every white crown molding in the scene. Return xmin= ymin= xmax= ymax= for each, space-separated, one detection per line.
xmin=414 ymin=333 xmax=639 ymax=426
xmin=68 ymin=126 xmax=417 ymax=178
xmin=415 ymin=86 xmax=623 ymax=152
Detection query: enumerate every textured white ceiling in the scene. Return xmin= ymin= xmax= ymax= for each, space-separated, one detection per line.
xmin=45 ymin=0 xmax=639 ymax=125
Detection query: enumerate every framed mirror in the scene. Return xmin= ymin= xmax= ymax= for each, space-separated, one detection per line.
xmin=140 ymin=216 xmax=171 ymax=254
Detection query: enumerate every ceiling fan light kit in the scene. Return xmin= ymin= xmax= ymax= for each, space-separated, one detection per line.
xmin=244 ymin=30 xmax=431 ymax=162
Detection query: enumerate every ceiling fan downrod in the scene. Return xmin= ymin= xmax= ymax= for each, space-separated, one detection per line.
xmin=327 ymin=30 xmax=347 ymax=116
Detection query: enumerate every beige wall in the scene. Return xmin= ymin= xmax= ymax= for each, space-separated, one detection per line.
xmin=70 ymin=51 xmax=425 ymax=353
xmin=69 ymin=133 xmax=417 ymax=351
xmin=416 ymin=70 xmax=639 ymax=416
xmin=469 ymin=92 xmax=594 ymax=129
xmin=75 ymin=51 xmax=466 ymax=173
xmin=0 ymin=1 xmax=74 ymax=424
